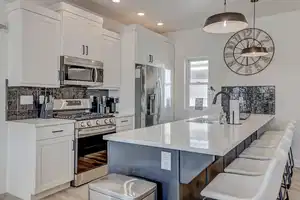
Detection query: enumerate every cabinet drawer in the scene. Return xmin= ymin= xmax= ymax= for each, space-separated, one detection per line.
xmin=116 ymin=116 xmax=133 ymax=127
xmin=116 ymin=125 xmax=133 ymax=133
xmin=36 ymin=124 xmax=74 ymax=141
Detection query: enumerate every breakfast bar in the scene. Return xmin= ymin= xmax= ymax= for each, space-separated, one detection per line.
xmin=104 ymin=114 xmax=275 ymax=200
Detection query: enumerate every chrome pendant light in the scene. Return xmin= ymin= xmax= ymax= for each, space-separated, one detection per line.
xmin=203 ymin=0 xmax=248 ymax=34
xmin=241 ymin=0 xmax=268 ymax=57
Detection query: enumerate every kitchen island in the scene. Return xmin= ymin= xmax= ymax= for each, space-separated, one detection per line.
xmin=104 ymin=114 xmax=274 ymax=200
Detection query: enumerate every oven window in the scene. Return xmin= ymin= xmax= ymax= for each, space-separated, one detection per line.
xmin=65 ymin=65 xmax=94 ymax=82
xmin=77 ymin=133 xmax=109 ymax=174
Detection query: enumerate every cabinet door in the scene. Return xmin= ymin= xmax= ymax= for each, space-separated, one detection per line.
xmin=166 ymin=42 xmax=175 ymax=69
xmin=36 ymin=136 xmax=74 ymax=194
xmin=62 ymin=12 xmax=87 ymax=59
xmin=85 ymin=20 xmax=103 ymax=61
xmin=102 ymin=35 xmax=121 ymax=88
xmin=22 ymin=10 xmax=60 ymax=87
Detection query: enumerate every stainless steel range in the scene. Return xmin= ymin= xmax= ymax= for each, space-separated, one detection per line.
xmin=53 ymin=99 xmax=116 ymax=187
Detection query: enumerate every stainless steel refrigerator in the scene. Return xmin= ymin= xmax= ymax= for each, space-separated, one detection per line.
xmin=135 ymin=64 xmax=174 ymax=128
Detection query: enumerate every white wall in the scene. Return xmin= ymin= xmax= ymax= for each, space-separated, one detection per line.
xmin=168 ymin=10 xmax=300 ymax=166
xmin=167 ymin=29 xmax=228 ymax=120
xmin=223 ymin=10 xmax=300 ymax=166
xmin=0 ymin=0 xmax=7 ymax=194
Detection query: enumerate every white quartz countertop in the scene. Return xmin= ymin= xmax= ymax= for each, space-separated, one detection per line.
xmin=8 ymin=118 xmax=75 ymax=127
xmin=104 ymin=114 xmax=275 ymax=156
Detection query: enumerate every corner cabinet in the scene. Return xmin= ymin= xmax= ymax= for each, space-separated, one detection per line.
xmin=6 ymin=1 xmax=61 ymax=87
xmin=54 ymin=2 xmax=103 ymax=61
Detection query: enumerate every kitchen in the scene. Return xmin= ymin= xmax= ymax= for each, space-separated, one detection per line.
xmin=0 ymin=0 xmax=300 ymax=200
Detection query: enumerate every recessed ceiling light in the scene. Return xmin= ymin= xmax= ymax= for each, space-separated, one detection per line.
xmin=137 ymin=12 xmax=145 ymax=16
xmin=112 ymin=0 xmax=120 ymax=3
xmin=157 ymin=22 xmax=164 ymax=26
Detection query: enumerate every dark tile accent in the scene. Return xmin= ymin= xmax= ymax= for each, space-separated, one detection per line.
xmin=6 ymin=86 xmax=109 ymax=121
xmin=7 ymin=110 xmax=18 ymax=121
xmin=221 ymin=85 xmax=275 ymax=115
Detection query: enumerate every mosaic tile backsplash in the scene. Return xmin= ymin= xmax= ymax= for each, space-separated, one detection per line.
xmin=7 ymin=86 xmax=108 ymax=121
xmin=221 ymin=86 xmax=275 ymax=115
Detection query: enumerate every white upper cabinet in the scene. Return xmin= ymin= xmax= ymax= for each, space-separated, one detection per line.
xmin=102 ymin=30 xmax=121 ymax=88
xmin=54 ymin=2 xmax=103 ymax=61
xmin=7 ymin=1 xmax=61 ymax=87
xmin=134 ymin=25 xmax=168 ymax=68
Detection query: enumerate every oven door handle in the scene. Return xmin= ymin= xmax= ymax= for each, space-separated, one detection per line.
xmin=78 ymin=128 xmax=116 ymax=139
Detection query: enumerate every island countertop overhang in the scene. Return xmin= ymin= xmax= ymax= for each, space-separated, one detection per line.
xmin=104 ymin=114 xmax=275 ymax=156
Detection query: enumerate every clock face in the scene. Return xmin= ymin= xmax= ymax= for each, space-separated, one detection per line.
xmin=224 ymin=28 xmax=275 ymax=76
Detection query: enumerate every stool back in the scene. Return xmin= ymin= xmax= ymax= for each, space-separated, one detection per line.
xmin=255 ymin=149 xmax=288 ymax=200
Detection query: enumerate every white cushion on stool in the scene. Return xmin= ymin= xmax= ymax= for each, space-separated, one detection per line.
xmin=250 ymin=138 xmax=281 ymax=148
xmin=201 ymin=173 xmax=264 ymax=200
xmin=239 ymin=147 xmax=276 ymax=160
xmin=225 ymin=158 xmax=271 ymax=176
xmin=262 ymin=131 xmax=284 ymax=137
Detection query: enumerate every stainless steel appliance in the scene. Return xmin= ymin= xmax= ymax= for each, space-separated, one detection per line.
xmin=60 ymin=56 xmax=104 ymax=87
xmin=53 ymin=99 xmax=116 ymax=187
xmin=135 ymin=64 xmax=174 ymax=128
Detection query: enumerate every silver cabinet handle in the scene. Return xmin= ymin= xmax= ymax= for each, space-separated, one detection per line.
xmin=86 ymin=46 xmax=88 ymax=55
xmin=82 ymin=45 xmax=85 ymax=55
xmin=52 ymin=130 xmax=63 ymax=133
xmin=121 ymin=120 xmax=128 ymax=123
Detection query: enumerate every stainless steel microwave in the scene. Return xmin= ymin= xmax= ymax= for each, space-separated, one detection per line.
xmin=60 ymin=56 xmax=103 ymax=87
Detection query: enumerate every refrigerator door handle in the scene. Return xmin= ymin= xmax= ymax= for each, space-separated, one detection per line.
xmin=149 ymin=94 xmax=155 ymax=115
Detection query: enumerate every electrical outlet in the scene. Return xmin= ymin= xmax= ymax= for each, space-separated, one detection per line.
xmin=20 ymin=95 xmax=33 ymax=105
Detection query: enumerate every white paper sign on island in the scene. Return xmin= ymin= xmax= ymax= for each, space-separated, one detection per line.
xmin=161 ymin=151 xmax=171 ymax=171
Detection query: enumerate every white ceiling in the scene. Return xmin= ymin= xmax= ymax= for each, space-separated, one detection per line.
xmin=11 ymin=0 xmax=300 ymax=33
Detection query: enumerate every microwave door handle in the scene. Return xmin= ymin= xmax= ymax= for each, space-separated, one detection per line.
xmin=94 ymin=68 xmax=98 ymax=83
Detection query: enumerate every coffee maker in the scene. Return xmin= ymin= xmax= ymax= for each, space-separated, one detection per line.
xmin=106 ymin=97 xmax=119 ymax=114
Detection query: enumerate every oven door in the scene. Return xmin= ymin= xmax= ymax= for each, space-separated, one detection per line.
xmin=60 ymin=56 xmax=103 ymax=87
xmin=74 ymin=126 xmax=115 ymax=174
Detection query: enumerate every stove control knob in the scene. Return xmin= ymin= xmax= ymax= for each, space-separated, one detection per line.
xmin=109 ymin=118 xmax=115 ymax=124
xmin=80 ymin=122 xmax=86 ymax=128
xmin=96 ymin=120 xmax=101 ymax=125
xmin=104 ymin=119 xmax=110 ymax=124
xmin=87 ymin=121 xmax=92 ymax=127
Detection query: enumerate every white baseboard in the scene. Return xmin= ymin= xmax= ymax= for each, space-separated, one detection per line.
xmin=294 ymin=159 xmax=300 ymax=168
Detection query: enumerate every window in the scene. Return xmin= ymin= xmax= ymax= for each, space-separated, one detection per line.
xmin=185 ymin=59 xmax=209 ymax=109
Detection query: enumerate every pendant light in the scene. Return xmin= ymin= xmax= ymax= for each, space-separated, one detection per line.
xmin=203 ymin=0 xmax=248 ymax=34
xmin=241 ymin=0 xmax=268 ymax=57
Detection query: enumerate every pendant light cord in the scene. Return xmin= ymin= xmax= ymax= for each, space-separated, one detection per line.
xmin=253 ymin=0 xmax=256 ymax=42
xmin=224 ymin=0 xmax=227 ymax=12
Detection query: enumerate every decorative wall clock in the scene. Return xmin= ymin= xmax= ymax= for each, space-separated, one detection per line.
xmin=223 ymin=28 xmax=275 ymax=76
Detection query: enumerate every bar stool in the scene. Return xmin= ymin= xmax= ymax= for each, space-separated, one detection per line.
xmin=201 ymin=150 xmax=288 ymax=200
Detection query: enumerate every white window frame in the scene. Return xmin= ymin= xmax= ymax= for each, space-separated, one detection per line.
xmin=185 ymin=58 xmax=209 ymax=109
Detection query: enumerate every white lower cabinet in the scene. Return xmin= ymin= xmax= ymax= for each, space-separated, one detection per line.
xmin=36 ymin=136 xmax=74 ymax=194
xmin=116 ymin=116 xmax=134 ymax=132
xmin=7 ymin=120 xmax=75 ymax=200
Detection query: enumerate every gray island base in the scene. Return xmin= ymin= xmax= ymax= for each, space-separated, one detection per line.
xmin=108 ymin=133 xmax=255 ymax=200
xmin=105 ymin=114 xmax=275 ymax=200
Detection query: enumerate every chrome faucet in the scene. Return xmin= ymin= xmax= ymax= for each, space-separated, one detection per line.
xmin=212 ymin=91 xmax=230 ymax=123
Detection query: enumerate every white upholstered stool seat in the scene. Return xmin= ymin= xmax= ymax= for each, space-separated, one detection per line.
xmin=250 ymin=137 xmax=281 ymax=148
xmin=239 ymin=147 xmax=276 ymax=160
xmin=201 ymin=173 xmax=264 ymax=200
xmin=262 ymin=131 xmax=284 ymax=137
xmin=225 ymin=158 xmax=270 ymax=176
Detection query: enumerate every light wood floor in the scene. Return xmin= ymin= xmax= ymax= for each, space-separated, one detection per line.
xmin=2 ymin=168 xmax=300 ymax=200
